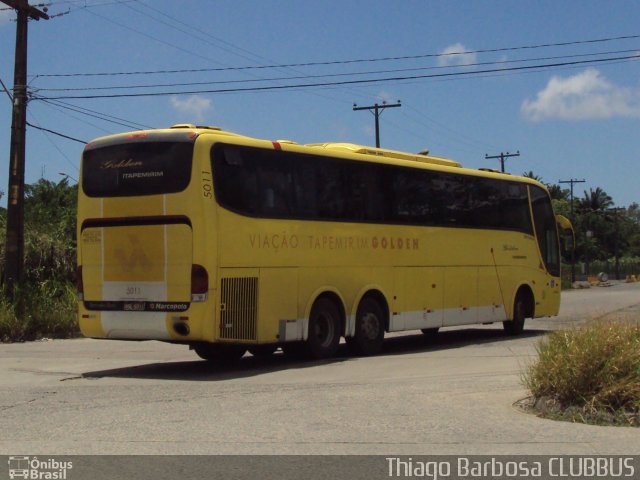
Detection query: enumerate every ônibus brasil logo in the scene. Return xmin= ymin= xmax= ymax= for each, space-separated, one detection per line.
xmin=7 ymin=456 xmax=72 ymax=480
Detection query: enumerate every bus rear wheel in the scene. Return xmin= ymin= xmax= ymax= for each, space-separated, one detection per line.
xmin=347 ymin=297 xmax=385 ymax=356
xmin=194 ymin=343 xmax=246 ymax=363
xmin=306 ymin=297 xmax=341 ymax=359
xmin=503 ymin=295 xmax=526 ymax=335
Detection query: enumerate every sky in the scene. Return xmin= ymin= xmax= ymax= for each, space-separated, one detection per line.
xmin=1 ymin=0 xmax=639 ymax=208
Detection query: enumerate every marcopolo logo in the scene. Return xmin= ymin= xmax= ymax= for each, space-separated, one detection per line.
xmin=8 ymin=457 xmax=72 ymax=480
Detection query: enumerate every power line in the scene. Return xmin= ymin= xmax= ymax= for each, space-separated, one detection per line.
xmin=30 ymin=48 xmax=640 ymax=93
xmin=401 ymin=105 xmax=502 ymax=152
xmin=37 ymin=99 xmax=115 ymax=134
xmin=26 ymin=110 xmax=83 ymax=172
xmin=0 ymin=75 xmax=13 ymax=101
xmin=33 ymin=0 xmax=139 ymax=11
xmin=79 ymin=7 xmax=233 ymax=69
xmin=34 ymin=52 xmax=640 ymax=100
xmin=39 ymin=0 xmax=375 ymax=107
xmin=37 ymin=97 xmax=152 ymax=129
xmin=77 ymin=0 xmax=350 ymax=106
xmin=25 ymin=120 xmax=87 ymax=144
xmin=120 ymin=0 xmax=269 ymax=66
xmin=29 ymin=33 xmax=640 ymax=79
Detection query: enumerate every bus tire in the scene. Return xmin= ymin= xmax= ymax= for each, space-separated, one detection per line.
xmin=194 ymin=343 xmax=246 ymax=363
xmin=503 ymin=295 xmax=526 ymax=335
xmin=281 ymin=342 xmax=306 ymax=359
xmin=306 ymin=297 xmax=341 ymax=359
xmin=347 ymin=296 xmax=385 ymax=356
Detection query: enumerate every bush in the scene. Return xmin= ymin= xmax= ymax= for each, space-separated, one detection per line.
xmin=0 ymin=178 xmax=78 ymax=342
xmin=523 ymin=320 xmax=640 ymax=426
xmin=0 ymin=281 xmax=78 ymax=342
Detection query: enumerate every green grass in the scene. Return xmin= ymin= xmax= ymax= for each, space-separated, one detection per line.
xmin=523 ymin=319 xmax=640 ymax=426
xmin=0 ymin=281 xmax=79 ymax=342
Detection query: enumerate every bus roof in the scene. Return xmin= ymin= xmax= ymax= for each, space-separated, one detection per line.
xmin=85 ymin=125 xmax=548 ymax=190
xmin=304 ymin=143 xmax=462 ymax=169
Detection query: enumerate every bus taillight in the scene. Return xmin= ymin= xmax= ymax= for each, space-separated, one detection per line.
xmin=77 ymin=265 xmax=84 ymax=301
xmin=191 ymin=264 xmax=208 ymax=302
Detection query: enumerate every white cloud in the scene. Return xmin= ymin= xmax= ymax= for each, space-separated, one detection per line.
xmin=437 ymin=43 xmax=477 ymax=67
xmin=170 ymin=95 xmax=212 ymax=122
xmin=521 ymin=68 xmax=640 ymax=121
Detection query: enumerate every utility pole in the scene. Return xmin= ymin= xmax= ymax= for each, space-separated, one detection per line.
xmin=559 ymin=178 xmax=585 ymax=220
xmin=607 ymin=207 xmax=625 ymax=281
xmin=353 ymin=100 xmax=401 ymax=148
xmin=484 ymin=151 xmax=520 ymax=173
xmin=1 ymin=1 xmax=49 ymax=293
xmin=559 ymin=178 xmax=586 ymax=283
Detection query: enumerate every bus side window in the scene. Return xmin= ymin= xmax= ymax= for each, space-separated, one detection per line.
xmin=391 ymin=169 xmax=432 ymax=224
xmin=293 ymin=158 xmax=318 ymax=218
xmin=316 ymin=161 xmax=347 ymax=220
xmin=257 ymin=166 xmax=292 ymax=216
xmin=214 ymin=145 xmax=259 ymax=214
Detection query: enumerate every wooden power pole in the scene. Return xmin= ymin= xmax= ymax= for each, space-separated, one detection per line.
xmin=1 ymin=0 xmax=49 ymax=293
xmin=353 ymin=101 xmax=401 ymax=148
xmin=559 ymin=178 xmax=586 ymax=283
xmin=485 ymin=151 xmax=520 ymax=173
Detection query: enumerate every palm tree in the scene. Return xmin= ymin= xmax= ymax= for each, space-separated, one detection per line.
xmin=522 ymin=171 xmax=543 ymax=182
xmin=579 ymin=187 xmax=613 ymax=213
xmin=547 ymin=184 xmax=569 ymax=201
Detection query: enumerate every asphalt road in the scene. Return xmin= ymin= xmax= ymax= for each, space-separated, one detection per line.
xmin=1 ymin=282 xmax=639 ymax=456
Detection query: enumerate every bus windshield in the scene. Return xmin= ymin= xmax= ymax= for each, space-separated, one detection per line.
xmin=82 ymin=141 xmax=194 ymax=197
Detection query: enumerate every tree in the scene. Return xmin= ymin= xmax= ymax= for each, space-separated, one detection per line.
xmin=522 ymin=171 xmax=543 ymax=182
xmin=623 ymin=203 xmax=640 ymax=258
xmin=578 ymin=187 xmax=614 ymax=213
xmin=24 ymin=178 xmax=77 ymax=241
xmin=572 ymin=188 xmax=618 ymax=265
xmin=0 ymin=178 xmax=78 ymax=285
xmin=547 ymin=184 xmax=570 ymax=202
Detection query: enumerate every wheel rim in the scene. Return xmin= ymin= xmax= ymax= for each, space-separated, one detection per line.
xmin=314 ymin=312 xmax=336 ymax=347
xmin=360 ymin=312 xmax=380 ymax=340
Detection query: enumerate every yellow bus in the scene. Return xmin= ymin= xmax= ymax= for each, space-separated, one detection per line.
xmin=77 ymin=124 xmax=571 ymax=361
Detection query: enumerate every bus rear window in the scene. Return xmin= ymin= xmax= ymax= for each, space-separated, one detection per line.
xmin=82 ymin=142 xmax=194 ymax=197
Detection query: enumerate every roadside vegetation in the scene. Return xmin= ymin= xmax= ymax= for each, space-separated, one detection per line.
xmin=0 ymin=179 xmax=79 ymax=342
xmin=523 ymin=319 xmax=640 ymax=427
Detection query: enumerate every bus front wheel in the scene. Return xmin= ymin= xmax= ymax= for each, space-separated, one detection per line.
xmin=503 ymin=295 xmax=526 ymax=335
xmin=306 ymin=297 xmax=341 ymax=359
xmin=347 ymin=297 xmax=385 ymax=356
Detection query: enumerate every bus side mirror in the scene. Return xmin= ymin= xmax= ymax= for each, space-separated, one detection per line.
xmin=555 ymin=215 xmax=575 ymax=255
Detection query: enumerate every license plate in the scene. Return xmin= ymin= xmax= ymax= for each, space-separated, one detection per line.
xmin=124 ymin=302 xmax=146 ymax=311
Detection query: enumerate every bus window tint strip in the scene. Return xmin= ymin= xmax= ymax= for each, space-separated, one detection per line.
xmin=211 ymin=144 xmax=534 ymax=234
xmin=82 ymin=142 xmax=194 ymax=197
